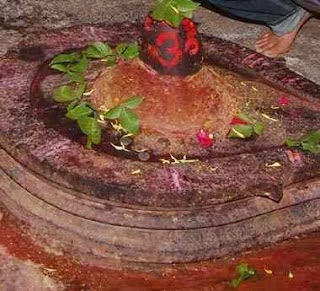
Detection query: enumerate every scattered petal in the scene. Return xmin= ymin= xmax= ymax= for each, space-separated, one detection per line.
xmin=288 ymin=271 xmax=294 ymax=279
xmin=83 ymin=89 xmax=94 ymax=96
xmin=278 ymin=95 xmax=290 ymax=106
xmin=110 ymin=142 xmax=130 ymax=152
xmin=266 ymin=162 xmax=282 ymax=168
xmin=197 ymin=129 xmax=214 ymax=148
xmin=230 ymin=117 xmax=249 ymax=125
xmin=261 ymin=113 xmax=278 ymax=122
xmin=286 ymin=150 xmax=302 ymax=165
xmin=264 ymin=268 xmax=273 ymax=275
xmin=271 ymin=105 xmax=280 ymax=110
xmin=131 ymin=169 xmax=142 ymax=175
xmin=252 ymin=86 xmax=258 ymax=92
xmin=240 ymin=82 xmax=247 ymax=86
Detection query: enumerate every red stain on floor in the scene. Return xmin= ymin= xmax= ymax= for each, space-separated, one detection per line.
xmin=0 ymin=208 xmax=319 ymax=291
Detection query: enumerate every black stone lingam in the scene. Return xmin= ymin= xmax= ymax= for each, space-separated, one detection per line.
xmin=140 ymin=16 xmax=203 ymax=76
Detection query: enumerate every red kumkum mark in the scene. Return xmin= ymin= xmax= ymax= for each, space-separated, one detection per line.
xmin=154 ymin=31 xmax=182 ymax=68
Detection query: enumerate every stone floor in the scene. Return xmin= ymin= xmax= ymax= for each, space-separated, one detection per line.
xmin=0 ymin=1 xmax=319 ymax=290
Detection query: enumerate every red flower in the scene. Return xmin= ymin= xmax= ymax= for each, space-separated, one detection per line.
xmin=197 ymin=129 xmax=214 ymax=148
xmin=278 ymin=95 xmax=289 ymax=106
xmin=230 ymin=117 xmax=249 ymax=125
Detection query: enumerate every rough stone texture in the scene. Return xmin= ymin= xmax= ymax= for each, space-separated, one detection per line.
xmin=0 ymin=246 xmax=64 ymax=291
xmin=0 ymin=0 xmax=153 ymax=29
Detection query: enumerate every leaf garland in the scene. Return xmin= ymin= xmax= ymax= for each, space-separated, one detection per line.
xmin=49 ymin=41 xmax=142 ymax=148
xmin=151 ymin=0 xmax=200 ymax=27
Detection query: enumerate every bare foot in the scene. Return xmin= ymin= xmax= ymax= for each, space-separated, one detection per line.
xmin=254 ymin=12 xmax=311 ymax=58
xmin=254 ymin=30 xmax=298 ymax=57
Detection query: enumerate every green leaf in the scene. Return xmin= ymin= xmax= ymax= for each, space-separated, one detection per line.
xmin=253 ymin=122 xmax=265 ymax=136
xmin=75 ymin=82 xmax=87 ymax=99
xmin=300 ymin=130 xmax=320 ymax=143
xmin=77 ymin=116 xmax=102 ymax=146
xmin=116 ymin=42 xmax=140 ymax=60
xmin=50 ymin=63 xmax=69 ymax=73
xmin=237 ymin=264 xmax=256 ymax=280
xmin=67 ymin=99 xmax=79 ymax=111
xmin=231 ymin=264 xmax=256 ymax=289
xmin=69 ymin=55 xmax=89 ymax=73
xmin=53 ymin=85 xmax=76 ymax=103
xmin=175 ymin=0 xmax=200 ymax=12
xmin=285 ymin=130 xmax=320 ymax=154
xmin=84 ymin=42 xmax=113 ymax=59
xmin=101 ymin=55 xmax=117 ymax=66
xmin=67 ymin=71 xmax=85 ymax=83
xmin=105 ymin=106 xmax=123 ymax=120
xmin=119 ymin=108 xmax=140 ymax=134
xmin=231 ymin=279 xmax=241 ymax=288
xmin=66 ymin=103 xmax=93 ymax=120
xmin=285 ymin=138 xmax=301 ymax=147
xmin=228 ymin=125 xmax=254 ymax=139
xmin=151 ymin=0 xmax=199 ymax=27
xmin=49 ymin=52 xmax=81 ymax=65
xmin=236 ymin=113 xmax=254 ymax=124
xmin=123 ymin=96 xmax=144 ymax=109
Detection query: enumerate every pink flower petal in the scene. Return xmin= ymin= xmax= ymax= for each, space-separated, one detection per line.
xmin=197 ymin=129 xmax=214 ymax=148
xmin=278 ymin=95 xmax=290 ymax=106
xmin=286 ymin=150 xmax=303 ymax=166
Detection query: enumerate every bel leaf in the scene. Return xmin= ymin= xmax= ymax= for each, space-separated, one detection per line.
xmin=285 ymin=138 xmax=301 ymax=147
xmin=123 ymin=96 xmax=144 ymax=109
xmin=67 ymin=71 xmax=85 ymax=83
xmin=101 ymin=55 xmax=117 ymax=66
xmin=231 ymin=263 xmax=256 ymax=289
xmin=253 ymin=122 xmax=265 ymax=136
xmin=116 ymin=43 xmax=140 ymax=60
xmin=228 ymin=125 xmax=254 ymax=139
xmin=175 ymin=0 xmax=200 ymax=12
xmin=119 ymin=108 xmax=140 ymax=134
xmin=85 ymin=42 xmax=113 ymax=59
xmin=105 ymin=106 xmax=123 ymax=120
xmin=77 ymin=116 xmax=102 ymax=146
xmin=236 ymin=112 xmax=254 ymax=124
xmin=69 ymin=55 xmax=89 ymax=73
xmin=50 ymin=63 xmax=69 ymax=73
xmin=151 ymin=0 xmax=199 ymax=27
xmin=66 ymin=103 xmax=93 ymax=120
xmin=49 ymin=52 xmax=81 ymax=65
xmin=53 ymin=85 xmax=76 ymax=103
xmin=285 ymin=129 xmax=320 ymax=154
xmin=75 ymin=82 xmax=87 ymax=99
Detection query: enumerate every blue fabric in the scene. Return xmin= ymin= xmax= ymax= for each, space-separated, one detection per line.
xmin=207 ymin=0 xmax=300 ymax=25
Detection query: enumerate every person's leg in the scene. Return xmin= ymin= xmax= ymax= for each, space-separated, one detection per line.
xmin=255 ymin=10 xmax=311 ymax=57
xmin=207 ymin=0 xmax=314 ymax=57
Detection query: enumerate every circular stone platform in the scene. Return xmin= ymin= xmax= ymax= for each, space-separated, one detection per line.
xmin=0 ymin=23 xmax=319 ymax=265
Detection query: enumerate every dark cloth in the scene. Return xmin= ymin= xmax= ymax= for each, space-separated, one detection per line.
xmin=207 ymin=0 xmax=319 ymax=26
xmin=293 ymin=0 xmax=320 ymax=13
